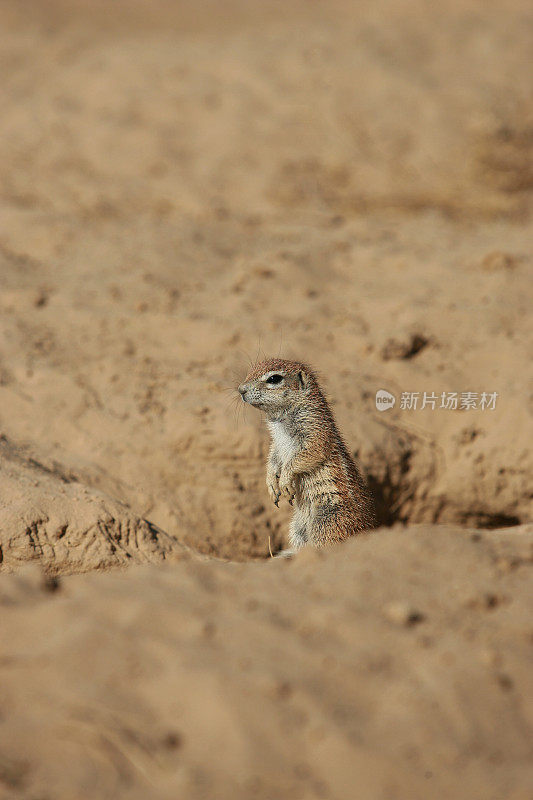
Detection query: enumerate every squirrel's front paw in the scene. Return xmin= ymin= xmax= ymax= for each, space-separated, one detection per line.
xmin=267 ymin=472 xmax=281 ymax=507
xmin=278 ymin=471 xmax=297 ymax=505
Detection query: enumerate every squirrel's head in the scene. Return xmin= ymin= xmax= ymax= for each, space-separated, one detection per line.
xmin=238 ymin=358 xmax=315 ymax=416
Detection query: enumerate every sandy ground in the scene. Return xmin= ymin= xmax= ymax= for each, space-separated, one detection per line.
xmin=0 ymin=0 xmax=532 ymax=798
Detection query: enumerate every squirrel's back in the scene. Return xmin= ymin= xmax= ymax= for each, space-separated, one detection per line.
xmin=286 ymin=376 xmax=376 ymax=544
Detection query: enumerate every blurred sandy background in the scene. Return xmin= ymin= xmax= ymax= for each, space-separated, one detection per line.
xmin=0 ymin=1 xmax=532 ymax=798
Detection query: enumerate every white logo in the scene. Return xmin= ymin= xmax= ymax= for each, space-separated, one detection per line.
xmin=375 ymin=389 xmax=396 ymax=411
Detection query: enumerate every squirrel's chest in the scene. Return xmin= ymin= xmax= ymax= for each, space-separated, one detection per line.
xmin=267 ymin=420 xmax=298 ymax=465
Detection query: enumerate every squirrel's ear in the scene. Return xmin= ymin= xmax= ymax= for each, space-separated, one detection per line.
xmin=298 ymin=370 xmax=308 ymax=389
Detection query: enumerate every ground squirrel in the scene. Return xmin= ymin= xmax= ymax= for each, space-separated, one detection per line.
xmin=238 ymin=359 xmax=377 ymax=555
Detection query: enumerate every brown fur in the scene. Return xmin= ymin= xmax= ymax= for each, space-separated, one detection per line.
xmin=238 ymin=358 xmax=377 ymax=552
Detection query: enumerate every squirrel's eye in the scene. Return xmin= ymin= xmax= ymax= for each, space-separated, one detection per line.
xmin=266 ymin=374 xmax=283 ymax=385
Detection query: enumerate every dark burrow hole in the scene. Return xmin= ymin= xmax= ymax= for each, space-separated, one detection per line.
xmin=368 ymin=470 xmax=524 ymax=531
xmin=458 ymin=513 xmax=522 ymax=530
xmin=365 ymin=443 xmax=524 ymax=531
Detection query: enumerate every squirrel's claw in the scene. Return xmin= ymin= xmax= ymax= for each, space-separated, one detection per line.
xmin=267 ymin=478 xmax=281 ymax=507
xmin=269 ymin=470 xmax=296 ymax=507
xmin=279 ymin=473 xmax=297 ymax=505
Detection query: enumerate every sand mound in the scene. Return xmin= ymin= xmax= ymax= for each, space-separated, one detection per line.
xmin=0 ymin=437 xmax=189 ymax=575
xmin=2 ymin=525 xmax=533 ymax=800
